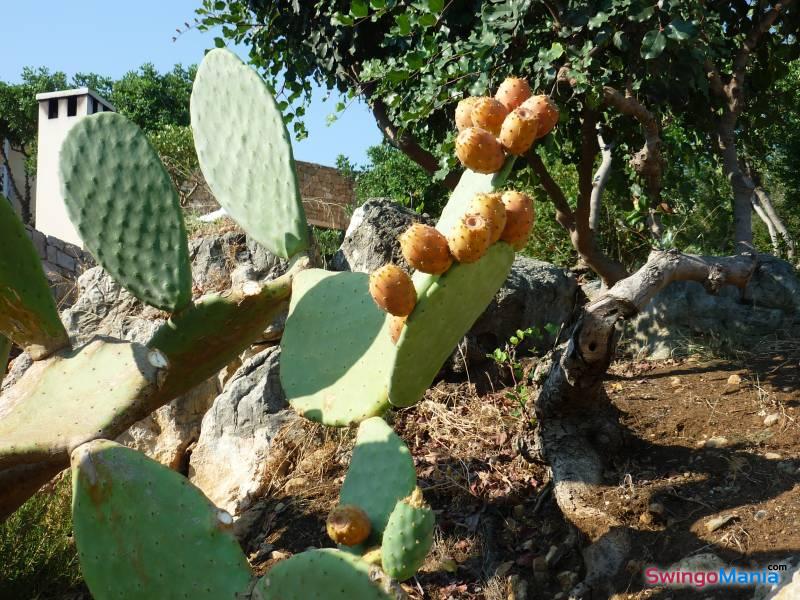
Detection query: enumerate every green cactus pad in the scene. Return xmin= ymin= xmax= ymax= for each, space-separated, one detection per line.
xmin=71 ymin=439 xmax=252 ymax=599
xmin=255 ymin=549 xmax=392 ymax=600
xmin=339 ymin=418 xmax=416 ymax=543
xmin=150 ymin=272 xmax=293 ymax=399
xmin=191 ymin=48 xmax=308 ymax=259
xmin=280 ymin=270 xmax=394 ymax=426
xmin=0 ymin=338 xmax=162 ymax=470
xmin=389 ymin=242 xmax=515 ymax=407
xmin=435 ymin=157 xmax=516 ymax=237
xmin=0 ymin=197 xmax=68 ymax=359
xmin=381 ymin=490 xmax=435 ymax=581
xmin=60 ymin=112 xmax=192 ymax=312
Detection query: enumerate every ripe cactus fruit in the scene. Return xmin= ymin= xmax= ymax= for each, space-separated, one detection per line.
xmin=388 ymin=315 xmax=407 ymax=344
xmin=381 ymin=488 xmax=435 ymax=581
xmin=500 ymin=190 xmax=535 ymax=250
xmin=495 ymin=76 xmax=532 ymax=111
xmin=521 ymin=94 xmax=560 ymax=138
xmin=369 ymin=264 xmax=417 ymax=317
xmin=469 ymin=97 xmax=508 ymax=136
xmin=455 ymin=127 xmax=506 ymax=174
xmin=327 ymin=505 xmax=372 ymax=546
xmin=399 ymin=223 xmax=453 ymax=275
xmin=447 ymin=213 xmax=491 ymax=263
xmin=71 ymin=440 xmax=252 ymax=600
xmin=499 ymin=107 xmax=539 ymax=155
xmin=455 ymin=97 xmax=479 ymax=131
xmin=468 ymin=192 xmax=507 ymax=244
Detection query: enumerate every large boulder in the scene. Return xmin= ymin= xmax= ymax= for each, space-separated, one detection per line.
xmin=188 ymin=346 xmax=296 ymax=515
xmin=629 ymin=255 xmax=800 ymax=359
xmin=331 ymin=198 xmax=434 ymax=273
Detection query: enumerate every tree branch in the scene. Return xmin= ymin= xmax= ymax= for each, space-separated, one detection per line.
xmin=371 ymin=99 xmax=460 ymax=190
xmin=589 ymin=125 xmax=613 ymax=232
xmin=525 ymin=152 xmax=575 ymax=231
xmin=732 ymin=1 xmax=793 ymax=78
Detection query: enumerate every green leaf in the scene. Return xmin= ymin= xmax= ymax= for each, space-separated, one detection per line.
xmin=370 ymin=0 xmax=386 ymax=7
xmin=332 ymin=11 xmax=355 ymax=25
xmin=631 ymin=5 xmax=654 ymax=22
xmin=613 ymin=31 xmax=628 ymax=50
xmin=214 ymin=37 xmax=225 ymax=48
xmin=350 ymin=0 xmax=369 ymax=18
xmin=640 ymin=30 xmax=666 ymax=60
xmin=427 ymin=0 xmax=444 ymax=12
xmin=418 ymin=12 xmax=437 ymax=27
xmin=665 ymin=19 xmax=695 ymax=41
xmin=395 ymin=12 xmax=411 ymax=35
xmin=588 ymin=12 xmax=609 ymax=29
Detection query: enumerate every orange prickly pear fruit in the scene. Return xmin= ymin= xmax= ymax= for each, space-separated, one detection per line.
xmin=399 ymin=223 xmax=453 ymax=275
xmin=495 ymin=76 xmax=532 ymax=111
xmin=469 ymin=97 xmax=508 ymax=137
xmin=521 ymin=95 xmax=559 ymax=138
xmin=499 ymin=107 xmax=539 ymax=155
xmin=447 ymin=213 xmax=491 ymax=263
xmin=369 ymin=264 xmax=416 ymax=317
xmin=455 ymin=127 xmax=505 ymax=174
xmin=388 ymin=315 xmax=407 ymax=344
xmin=455 ymin=97 xmax=479 ymax=132
xmin=500 ymin=190 xmax=535 ymax=250
xmin=326 ymin=504 xmax=372 ymax=546
xmin=468 ymin=192 xmax=507 ymax=244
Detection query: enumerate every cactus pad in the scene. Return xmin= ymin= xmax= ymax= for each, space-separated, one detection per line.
xmin=280 ymin=270 xmax=394 ymax=426
xmin=389 ymin=242 xmax=515 ymax=407
xmin=71 ymin=439 xmax=252 ymax=599
xmin=381 ymin=489 xmax=435 ymax=581
xmin=191 ymin=48 xmax=308 ymax=259
xmin=339 ymin=417 xmax=416 ymax=542
xmin=0 ymin=338 xmax=162 ymax=470
xmin=0 ymin=197 xmax=68 ymax=359
xmin=60 ymin=112 xmax=192 ymax=312
xmin=254 ymin=549 xmax=392 ymax=599
xmin=435 ymin=158 xmax=516 ymax=238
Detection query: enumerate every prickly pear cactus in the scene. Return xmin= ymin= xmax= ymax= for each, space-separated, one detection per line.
xmin=191 ymin=48 xmax=309 ymax=259
xmin=280 ymin=270 xmax=394 ymax=426
xmin=254 ymin=549 xmax=394 ymax=599
xmin=0 ymin=339 xmax=163 ymax=471
xmin=71 ymin=439 xmax=252 ymax=600
xmin=0 ymin=197 xmax=68 ymax=359
xmin=339 ymin=417 xmax=416 ymax=543
xmin=381 ymin=488 xmax=435 ymax=581
xmin=60 ymin=112 xmax=192 ymax=312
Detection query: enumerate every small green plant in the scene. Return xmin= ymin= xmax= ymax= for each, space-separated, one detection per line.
xmin=489 ymin=324 xmax=558 ymax=417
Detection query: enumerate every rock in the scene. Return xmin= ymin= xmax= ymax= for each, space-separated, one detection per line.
xmin=189 ymin=347 xmax=297 ymax=515
xmin=283 ymin=477 xmax=308 ymax=496
xmin=556 ymin=571 xmax=579 ymax=592
xmin=669 ymin=553 xmax=726 ymax=572
xmin=764 ymin=413 xmax=781 ymax=427
xmin=704 ymin=436 xmax=730 ymax=449
xmin=765 ymin=452 xmax=783 ymax=460
xmin=331 ymin=198 xmax=434 ymax=273
xmin=705 ymin=514 xmax=736 ymax=532
xmin=754 ymin=509 xmax=768 ymax=521
xmin=670 ymin=376 xmax=681 ymax=387
xmin=728 ymin=373 xmax=742 ymax=386
xmin=507 ymin=574 xmax=528 ymax=600
xmin=648 ymin=502 xmax=666 ymax=517
xmin=761 ymin=560 xmax=800 ymax=600
xmin=629 ymin=254 xmax=800 ymax=359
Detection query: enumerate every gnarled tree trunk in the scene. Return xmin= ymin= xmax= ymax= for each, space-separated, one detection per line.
xmin=525 ymin=249 xmax=757 ymax=597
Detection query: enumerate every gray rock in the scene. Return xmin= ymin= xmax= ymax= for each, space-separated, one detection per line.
xmin=189 ymin=346 xmax=296 ymax=515
xmin=331 ymin=198 xmax=434 ymax=273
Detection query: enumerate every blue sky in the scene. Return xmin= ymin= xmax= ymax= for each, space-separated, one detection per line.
xmin=1 ymin=0 xmax=381 ymax=166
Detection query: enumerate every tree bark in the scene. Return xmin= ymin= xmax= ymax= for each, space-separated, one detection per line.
xmin=589 ymin=125 xmax=612 ymax=232
xmin=754 ymin=186 xmax=795 ymax=258
xmin=527 ymin=249 xmax=758 ymax=596
xmin=752 ymin=192 xmax=780 ymax=252
xmin=371 ymin=99 xmax=461 ymax=190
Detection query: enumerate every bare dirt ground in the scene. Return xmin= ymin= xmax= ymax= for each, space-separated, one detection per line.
xmin=238 ymin=346 xmax=800 ymax=600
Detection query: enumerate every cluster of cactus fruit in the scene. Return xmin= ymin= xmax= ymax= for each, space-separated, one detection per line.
xmin=455 ymin=76 xmax=559 ymax=173
xmin=0 ymin=46 xmax=551 ymax=598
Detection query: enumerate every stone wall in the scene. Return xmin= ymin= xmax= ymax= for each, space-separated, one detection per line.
xmin=184 ymin=160 xmax=355 ymax=230
xmin=25 ymin=225 xmax=94 ymax=301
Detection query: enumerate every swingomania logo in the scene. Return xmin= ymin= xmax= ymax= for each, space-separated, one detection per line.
xmin=644 ymin=564 xmax=789 ymax=589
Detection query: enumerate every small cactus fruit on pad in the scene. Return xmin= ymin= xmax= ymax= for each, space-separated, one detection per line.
xmin=389 ymin=243 xmax=515 ymax=407
xmin=500 ymin=191 xmax=535 ymax=250
xmin=0 ymin=338 xmax=164 ymax=470
xmin=399 ymin=224 xmax=452 ymax=275
xmin=521 ymin=95 xmax=559 ymax=138
xmin=447 ymin=213 xmax=491 ymax=264
xmin=455 ymin=127 xmax=505 ymax=174
xmin=469 ymin=192 xmax=507 ymax=244
xmin=0 ymin=197 xmax=68 ymax=359
xmin=499 ymin=107 xmax=539 ymax=155
xmin=369 ymin=264 xmax=416 ymax=316
xmin=435 ymin=159 xmax=516 ymax=239
xmin=280 ymin=270 xmax=394 ymax=426
xmin=339 ymin=417 xmax=416 ymax=542
xmin=470 ymin=97 xmax=508 ymax=137
xmin=191 ymin=48 xmax=308 ymax=259
xmin=495 ymin=76 xmax=532 ymax=111
xmin=60 ymin=112 xmax=192 ymax=312
xmin=71 ymin=440 xmax=252 ymax=600
xmin=254 ymin=549 xmax=394 ymax=600
xmin=381 ymin=488 xmax=435 ymax=581
xmin=455 ymin=97 xmax=479 ymax=131
xmin=327 ymin=504 xmax=372 ymax=546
